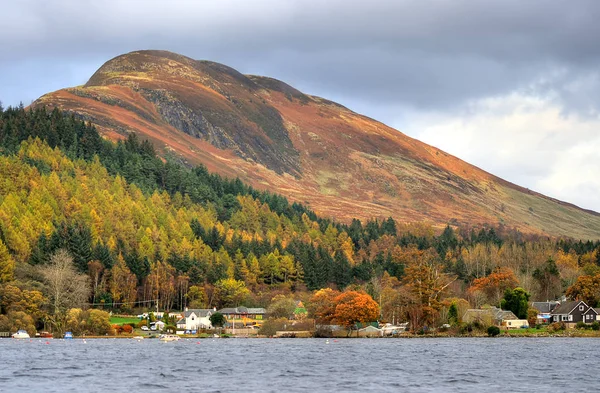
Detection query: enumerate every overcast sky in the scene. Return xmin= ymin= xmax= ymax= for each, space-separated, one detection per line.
xmin=2 ymin=0 xmax=599 ymax=212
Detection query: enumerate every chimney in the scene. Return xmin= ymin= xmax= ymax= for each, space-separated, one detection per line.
xmin=213 ymin=307 xmax=217 ymax=311
xmin=185 ymin=307 xmax=188 ymax=312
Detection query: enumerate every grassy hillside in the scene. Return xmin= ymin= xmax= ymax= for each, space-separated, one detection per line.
xmin=33 ymin=50 xmax=600 ymax=239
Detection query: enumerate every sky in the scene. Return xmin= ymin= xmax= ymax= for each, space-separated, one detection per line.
xmin=1 ymin=0 xmax=599 ymax=212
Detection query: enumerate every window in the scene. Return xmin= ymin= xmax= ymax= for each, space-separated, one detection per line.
xmin=580 ymin=306 xmax=584 ymax=311
xmin=568 ymin=315 xmax=573 ymax=321
xmin=562 ymin=315 xmax=568 ymax=321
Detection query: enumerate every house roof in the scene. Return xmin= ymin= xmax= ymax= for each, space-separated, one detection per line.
xmin=551 ymin=301 xmax=588 ymax=315
xmin=532 ymin=301 xmax=560 ymax=313
xmin=358 ymin=325 xmax=381 ymax=332
xmin=463 ymin=307 xmax=517 ymax=322
xmin=494 ymin=309 xmax=518 ymax=321
xmin=184 ymin=309 xmax=212 ymax=318
xmin=218 ymin=307 xmax=267 ymax=315
xmin=246 ymin=308 xmax=266 ymax=314
xmin=218 ymin=308 xmax=239 ymax=314
xmin=584 ymin=308 xmax=599 ymax=315
xmin=176 ymin=318 xmax=185 ymax=324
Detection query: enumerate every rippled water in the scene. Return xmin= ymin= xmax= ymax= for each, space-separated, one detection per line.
xmin=0 ymin=337 xmax=596 ymax=392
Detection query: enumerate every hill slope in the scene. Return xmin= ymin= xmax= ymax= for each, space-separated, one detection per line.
xmin=34 ymin=50 xmax=600 ymax=239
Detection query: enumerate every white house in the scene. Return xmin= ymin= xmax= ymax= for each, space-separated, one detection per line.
xmin=176 ymin=308 xmax=213 ymax=331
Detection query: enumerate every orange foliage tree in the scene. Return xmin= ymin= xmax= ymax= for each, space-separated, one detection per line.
xmin=468 ymin=267 xmax=518 ymax=306
xmin=566 ymin=274 xmax=600 ymax=306
xmin=333 ymin=291 xmax=380 ymax=328
xmin=307 ymin=288 xmax=340 ymax=324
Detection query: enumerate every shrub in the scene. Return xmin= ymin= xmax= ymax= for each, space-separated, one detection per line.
xmin=459 ymin=323 xmax=474 ymax=335
xmin=137 ymin=320 xmax=148 ymax=328
xmin=121 ymin=324 xmax=133 ymax=334
xmin=472 ymin=320 xmax=484 ymax=331
xmin=487 ymin=326 xmax=500 ymax=337
xmin=165 ymin=325 xmax=177 ymax=333
xmin=258 ymin=318 xmax=288 ymax=337
xmin=576 ymin=321 xmax=587 ymax=330
xmin=547 ymin=322 xmax=565 ymax=332
xmin=88 ymin=309 xmax=112 ymax=335
xmin=592 ymin=321 xmax=600 ymax=331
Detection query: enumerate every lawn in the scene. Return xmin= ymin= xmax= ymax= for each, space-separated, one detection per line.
xmin=110 ymin=316 xmax=142 ymax=326
xmin=501 ymin=327 xmax=549 ymax=335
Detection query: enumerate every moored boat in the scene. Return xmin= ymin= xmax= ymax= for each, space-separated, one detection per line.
xmin=64 ymin=331 xmax=73 ymax=339
xmin=159 ymin=334 xmax=180 ymax=342
xmin=12 ymin=330 xmax=30 ymax=339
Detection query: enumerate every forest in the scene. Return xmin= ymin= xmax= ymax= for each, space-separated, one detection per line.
xmin=1 ymin=104 xmax=600 ymax=334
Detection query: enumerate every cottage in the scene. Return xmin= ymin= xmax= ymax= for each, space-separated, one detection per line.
xmin=463 ymin=307 xmax=517 ymax=326
xmin=582 ymin=307 xmax=600 ymax=324
xmin=551 ymin=301 xmax=589 ymax=325
xmin=176 ymin=308 xmax=213 ymax=331
xmin=150 ymin=321 xmax=165 ymax=331
xmin=532 ymin=301 xmax=560 ymax=324
xmin=218 ymin=307 xmax=267 ymax=321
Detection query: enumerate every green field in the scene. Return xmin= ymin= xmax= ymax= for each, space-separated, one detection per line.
xmin=110 ymin=316 xmax=142 ymax=326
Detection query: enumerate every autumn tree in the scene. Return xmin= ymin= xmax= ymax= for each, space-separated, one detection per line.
xmin=307 ymin=288 xmax=340 ymax=324
xmin=186 ymin=285 xmax=208 ymax=308
xmin=0 ymin=284 xmax=46 ymax=321
xmin=402 ymin=247 xmax=455 ymax=327
xmin=110 ymin=254 xmax=137 ymax=309
xmin=0 ymin=311 xmax=36 ymax=336
xmin=87 ymin=260 xmax=104 ymax=305
xmin=41 ymin=249 xmax=90 ymax=315
xmin=66 ymin=308 xmax=112 ymax=336
xmin=333 ymin=291 xmax=380 ymax=329
xmin=214 ymin=278 xmax=250 ymax=307
xmin=468 ymin=267 xmax=519 ymax=306
xmin=0 ymin=239 xmax=15 ymax=283
xmin=566 ymin=274 xmax=600 ymax=306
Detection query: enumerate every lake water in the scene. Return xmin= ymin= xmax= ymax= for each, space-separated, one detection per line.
xmin=0 ymin=337 xmax=596 ymax=392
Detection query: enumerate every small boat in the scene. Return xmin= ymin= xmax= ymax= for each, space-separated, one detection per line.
xmin=133 ymin=336 xmax=144 ymax=340
xmin=12 ymin=330 xmax=30 ymax=339
xmin=64 ymin=331 xmax=73 ymax=339
xmin=159 ymin=334 xmax=180 ymax=342
xmin=39 ymin=331 xmax=53 ymax=338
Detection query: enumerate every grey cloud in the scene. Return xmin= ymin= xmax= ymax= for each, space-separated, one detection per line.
xmin=2 ymin=0 xmax=600 ymax=113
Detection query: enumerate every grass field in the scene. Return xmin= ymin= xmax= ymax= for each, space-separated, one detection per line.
xmin=501 ymin=327 xmax=548 ymax=335
xmin=110 ymin=316 xmax=142 ymax=326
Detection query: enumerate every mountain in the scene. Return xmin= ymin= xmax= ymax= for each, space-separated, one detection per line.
xmin=33 ymin=50 xmax=600 ymax=239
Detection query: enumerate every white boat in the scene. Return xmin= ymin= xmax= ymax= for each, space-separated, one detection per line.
xmin=12 ymin=330 xmax=30 ymax=339
xmin=159 ymin=334 xmax=180 ymax=342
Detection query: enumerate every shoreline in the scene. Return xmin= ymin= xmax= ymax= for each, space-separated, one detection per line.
xmin=17 ymin=331 xmax=600 ymax=339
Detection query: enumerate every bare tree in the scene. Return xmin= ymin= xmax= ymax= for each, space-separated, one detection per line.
xmin=41 ymin=249 xmax=91 ymax=315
